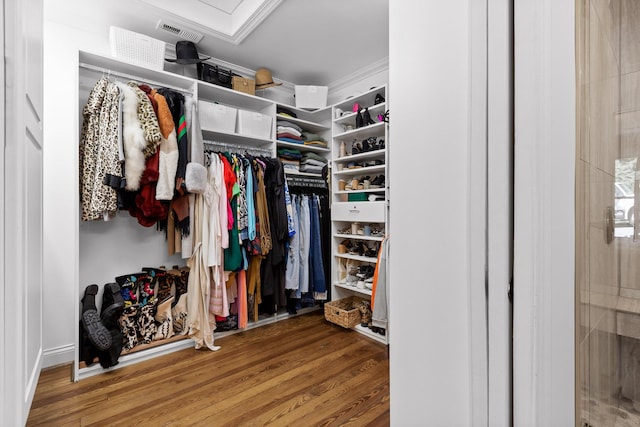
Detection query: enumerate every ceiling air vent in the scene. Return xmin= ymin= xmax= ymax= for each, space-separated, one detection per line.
xmin=156 ymin=20 xmax=204 ymax=43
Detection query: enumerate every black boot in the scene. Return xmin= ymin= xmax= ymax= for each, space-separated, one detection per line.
xmin=79 ymin=321 xmax=99 ymax=366
xmin=100 ymin=282 xmax=125 ymax=327
xmin=97 ymin=282 xmax=125 ymax=369
xmin=80 ymin=284 xmax=112 ymax=352
xmin=97 ymin=327 xmax=124 ymax=369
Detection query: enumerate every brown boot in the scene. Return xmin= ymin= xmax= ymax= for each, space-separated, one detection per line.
xmin=171 ymin=293 xmax=188 ymax=336
xmin=153 ymin=296 xmax=175 ymax=341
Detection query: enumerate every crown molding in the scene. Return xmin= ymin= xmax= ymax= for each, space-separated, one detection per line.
xmin=328 ymin=56 xmax=390 ymax=93
xmin=143 ymin=0 xmax=282 ymax=46
xmin=233 ymin=0 xmax=283 ymax=44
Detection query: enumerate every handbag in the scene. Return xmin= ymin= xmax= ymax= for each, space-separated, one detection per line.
xmin=197 ymin=63 xmax=239 ymax=89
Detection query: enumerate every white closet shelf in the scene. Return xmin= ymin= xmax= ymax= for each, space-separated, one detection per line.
xmin=276 ymin=140 xmax=330 ymax=153
xmin=198 ymin=80 xmax=274 ymax=111
xmin=333 ymin=122 xmax=386 ymax=139
xmin=334 ymin=150 xmax=385 ymax=162
xmin=79 ymin=50 xmax=194 ymax=92
xmin=333 ymin=165 xmax=385 ymax=177
xmin=335 ymin=282 xmax=372 ymax=296
xmin=335 ymin=253 xmax=379 ymax=263
xmin=333 ymin=233 xmax=384 ymax=242
xmin=276 ymin=114 xmax=331 ymax=133
xmin=201 ymin=129 xmax=273 ymax=148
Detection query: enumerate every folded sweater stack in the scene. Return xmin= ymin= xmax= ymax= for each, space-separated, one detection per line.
xmin=299 ymin=151 xmax=327 ymax=174
xmin=277 ymin=120 xmax=304 ymax=144
xmin=278 ymin=147 xmax=302 ymax=173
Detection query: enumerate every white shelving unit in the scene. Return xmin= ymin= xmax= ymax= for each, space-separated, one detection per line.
xmin=275 ymin=104 xmax=332 ymax=178
xmin=330 ymin=85 xmax=389 ymax=345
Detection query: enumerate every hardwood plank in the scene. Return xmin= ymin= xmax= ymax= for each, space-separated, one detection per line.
xmin=27 ymin=311 xmax=390 ymax=426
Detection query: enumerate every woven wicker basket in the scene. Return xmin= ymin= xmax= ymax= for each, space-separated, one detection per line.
xmin=232 ymin=76 xmax=256 ymax=96
xmin=324 ymin=296 xmax=367 ymax=328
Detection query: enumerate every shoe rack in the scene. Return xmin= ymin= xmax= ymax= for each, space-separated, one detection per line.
xmin=330 ymin=85 xmax=389 ymax=345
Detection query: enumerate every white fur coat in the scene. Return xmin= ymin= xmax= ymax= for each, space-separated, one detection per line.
xmin=116 ymin=82 xmax=147 ymax=191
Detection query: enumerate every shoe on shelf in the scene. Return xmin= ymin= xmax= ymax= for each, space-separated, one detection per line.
xmin=370 ymin=226 xmax=385 ymax=237
xmin=337 ymin=225 xmax=352 ymax=235
xmin=352 ymin=141 xmax=363 ymax=154
xmin=364 ymin=245 xmax=378 ymax=258
xmin=363 ymin=108 xmax=375 ymax=126
xmin=370 ymin=175 xmax=385 ymax=188
xmin=355 ymin=109 xmax=364 ymax=128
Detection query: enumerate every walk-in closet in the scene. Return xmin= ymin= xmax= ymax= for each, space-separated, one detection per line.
xmin=30 ymin=0 xmax=391 ymax=386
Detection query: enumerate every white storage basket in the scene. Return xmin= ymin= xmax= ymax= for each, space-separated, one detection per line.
xmin=199 ymin=101 xmax=238 ymax=133
xmin=237 ymin=110 xmax=272 ymax=139
xmin=295 ymin=85 xmax=329 ymax=109
xmin=109 ymin=26 xmax=166 ymax=71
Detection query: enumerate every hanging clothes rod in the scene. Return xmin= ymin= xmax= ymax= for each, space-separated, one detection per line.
xmin=286 ymin=175 xmax=328 ymax=188
xmin=203 ymin=140 xmax=273 ymax=156
xmin=79 ymin=62 xmax=194 ymax=96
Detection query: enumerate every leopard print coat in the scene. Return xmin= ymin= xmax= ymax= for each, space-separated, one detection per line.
xmin=127 ymin=81 xmax=162 ymax=158
xmin=80 ymin=77 xmax=122 ymax=221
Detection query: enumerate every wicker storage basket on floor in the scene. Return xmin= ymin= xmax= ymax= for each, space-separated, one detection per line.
xmin=324 ymin=296 xmax=367 ymax=328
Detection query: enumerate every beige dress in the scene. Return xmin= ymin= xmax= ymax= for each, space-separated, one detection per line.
xmin=186 ymin=192 xmax=221 ymax=351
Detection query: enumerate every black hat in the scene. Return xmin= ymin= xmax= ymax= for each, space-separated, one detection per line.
xmin=165 ymin=41 xmax=210 ymax=64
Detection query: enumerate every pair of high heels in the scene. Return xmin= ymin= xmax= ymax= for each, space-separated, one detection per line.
xmin=355 ymin=107 xmax=376 ymax=129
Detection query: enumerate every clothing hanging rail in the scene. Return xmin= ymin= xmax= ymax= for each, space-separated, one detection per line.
xmin=285 ymin=175 xmax=328 ymax=189
xmin=79 ymin=62 xmax=194 ymax=96
xmin=203 ymin=140 xmax=272 ymax=157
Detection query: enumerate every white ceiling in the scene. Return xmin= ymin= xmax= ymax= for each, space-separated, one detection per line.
xmin=49 ymin=0 xmax=389 ymax=86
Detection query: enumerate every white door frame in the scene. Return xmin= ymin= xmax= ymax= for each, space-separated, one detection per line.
xmin=487 ymin=0 xmax=513 ymax=425
xmin=513 ymin=0 xmax=576 ymax=425
xmin=0 ymin=0 xmax=6 ymax=419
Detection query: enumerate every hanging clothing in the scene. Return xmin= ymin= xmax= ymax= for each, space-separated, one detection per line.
xmin=297 ymin=195 xmax=311 ymax=296
xmin=285 ymin=193 xmax=300 ymax=290
xmin=261 ymin=158 xmax=289 ymax=307
xmin=221 ymin=154 xmax=242 ymax=272
xmin=371 ymin=235 xmax=389 ymax=330
xmin=152 ymin=90 xmax=179 ymax=200
xmin=114 ymin=81 xmax=146 ymax=192
xmin=207 ymin=154 xmax=229 ymax=318
xmin=80 ymin=77 xmax=122 ymax=221
xmin=309 ymin=194 xmax=327 ymax=300
xmin=185 ymin=192 xmax=220 ymax=351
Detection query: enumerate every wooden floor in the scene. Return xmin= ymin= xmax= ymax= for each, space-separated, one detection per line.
xmin=27 ymin=310 xmax=390 ymax=426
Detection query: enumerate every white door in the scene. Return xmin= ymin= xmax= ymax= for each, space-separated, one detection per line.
xmin=513 ymin=0 xmax=575 ymax=425
xmin=2 ymin=0 xmax=44 ymax=425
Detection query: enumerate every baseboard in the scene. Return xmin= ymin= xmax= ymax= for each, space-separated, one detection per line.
xmin=42 ymin=344 xmax=75 ymax=369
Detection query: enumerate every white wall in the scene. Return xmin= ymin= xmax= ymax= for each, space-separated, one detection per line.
xmin=389 ymin=1 xmax=477 ymax=425
xmin=42 ymin=14 xmax=109 ymax=367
